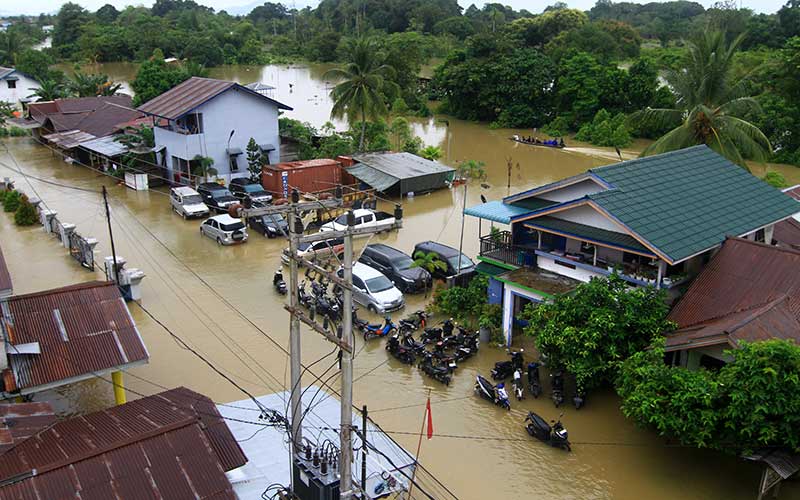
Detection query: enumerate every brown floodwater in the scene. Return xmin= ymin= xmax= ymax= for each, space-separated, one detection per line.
xmin=4 ymin=62 xmax=800 ymax=500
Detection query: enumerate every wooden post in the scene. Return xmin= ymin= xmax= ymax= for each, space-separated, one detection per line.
xmin=593 ymin=245 xmax=598 ymax=266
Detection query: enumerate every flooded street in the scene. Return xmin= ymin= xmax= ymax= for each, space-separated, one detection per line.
xmin=3 ymin=61 xmax=799 ymax=500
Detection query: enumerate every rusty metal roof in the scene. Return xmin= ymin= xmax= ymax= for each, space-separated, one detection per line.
xmin=774 ymin=217 xmax=800 ymax=249
xmin=1 ymin=281 xmax=149 ymax=393
xmin=266 ymin=158 xmax=341 ymax=171
xmin=138 ymin=76 xmax=291 ymax=120
xmin=667 ymin=237 xmax=800 ymax=349
xmin=0 ymin=243 xmax=11 ymax=294
xmin=0 ymin=402 xmax=55 ymax=454
xmin=0 ymin=387 xmax=246 ymax=500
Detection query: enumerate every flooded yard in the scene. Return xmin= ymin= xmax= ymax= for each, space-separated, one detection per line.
xmin=2 ymin=61 xmax=798 ymax=500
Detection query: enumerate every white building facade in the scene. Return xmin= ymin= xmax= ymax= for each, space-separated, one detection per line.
xmin=0 ymin=67 xmax=40 ymax=109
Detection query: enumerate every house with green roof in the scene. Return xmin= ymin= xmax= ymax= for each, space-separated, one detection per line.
xmin=466 ymin=146 xmax=800 ymax=346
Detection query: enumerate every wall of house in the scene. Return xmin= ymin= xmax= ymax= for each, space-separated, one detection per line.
xmin=157 ymin=88 xmax=280 ymax=185
xmin=0 ymin=73 xmax=40 ymax=108
xmin=597 ymin=245 xmax=623 ymax=263
xmin=538 ymin=179 xmax=606 ymax=203
xmin=550 ymin=205 xmax=629 ymax=233
xmin=537 ymin=254 xmax=605 ymax=283
xmin=488 ymin=278 xmax=503 ymax=304
xmin=502 ymin=283 xmax=549 ymax=346
xmin=156 ymin=128 xmax=205 ymax=182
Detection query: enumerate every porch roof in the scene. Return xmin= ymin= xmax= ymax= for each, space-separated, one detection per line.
xmin=475 ymin=260 xmax=512 ymax=277
xmin=464 ymin=200 xmax=532 ymax=224
xmin=523 ymin=215 xmax=654 ymax=256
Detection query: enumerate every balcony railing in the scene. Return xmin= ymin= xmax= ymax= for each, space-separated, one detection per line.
xmin=479 ymin=231 xmax=536 ymax=267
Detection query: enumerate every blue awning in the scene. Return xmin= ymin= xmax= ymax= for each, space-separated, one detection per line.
xmin=464 ymin=201 xmax=532 ymax=224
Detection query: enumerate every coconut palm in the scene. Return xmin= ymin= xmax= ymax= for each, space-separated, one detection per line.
xmin=323 ymin=38 xmax=398 ymax=151
xmin=411 ymin=250 xmax=447 ymax=297
xmin=66 ymin=71 xmax=122 ymax=97
xmin=631 ymin=30 xmax=770 ymax=167
xmin=420 ymin=145 xmax=443 ymax=161
xmin=191 ymin=155 xmax=218 ymax=185
xmin=28 ymin=79 xmax=68 ymax=102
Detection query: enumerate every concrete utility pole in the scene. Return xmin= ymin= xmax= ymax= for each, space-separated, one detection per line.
xmin=239 ymin=191 xmax=401 ymax=499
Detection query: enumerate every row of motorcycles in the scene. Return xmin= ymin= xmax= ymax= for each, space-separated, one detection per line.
xmin=475 ymin=350 xmax=572 ymax=451
xmin=385 ymin=317 xmax=480 ymax=386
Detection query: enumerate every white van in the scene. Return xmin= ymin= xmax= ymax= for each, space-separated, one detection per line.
xmin=339 ymin=262 xmax=405 ymax=314
xmin=170 ymin=186 xmax=210 ymax=219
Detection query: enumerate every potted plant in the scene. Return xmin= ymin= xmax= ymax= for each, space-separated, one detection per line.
xmin=478 ymin=303 xmax=502 ymax=344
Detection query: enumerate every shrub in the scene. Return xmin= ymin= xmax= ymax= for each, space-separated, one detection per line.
xmin=3 ymin=190 xmax=21 ymax=212
xmin=542 ymin=115 xmax=571 ymax=137
xmin=763 ymin=171 xmax=788 ymax=188
xmin=14 ymin=196 xmax=38 ymax=226
xmin=433 ymin=274 xmax=489 ymax=328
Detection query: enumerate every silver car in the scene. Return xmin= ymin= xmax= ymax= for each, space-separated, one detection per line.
xmin=340 ymin=262 xmax=405 ymax=314
xmin=200 ymin=214 xmax=248 ymax=245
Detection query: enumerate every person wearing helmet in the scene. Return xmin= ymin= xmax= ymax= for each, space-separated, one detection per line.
xmin=495 ymin=382 xmax=509 ymax=403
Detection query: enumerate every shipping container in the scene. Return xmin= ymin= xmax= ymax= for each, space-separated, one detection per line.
xmin=261 ymin=159 xmax=356 ymax=200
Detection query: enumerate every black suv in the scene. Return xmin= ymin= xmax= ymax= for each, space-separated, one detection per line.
xmin=197 ymin=183 xmax=238 ymax=213
xmin=248 ymin=214 xmax=289 ymax=238
xmin=359 ymin=244 xmax=431 ymax=293
xmin=412 ymin=241 xmax=475 ymax=278
xmin=229 ymin=178 xmax=273 ymax=205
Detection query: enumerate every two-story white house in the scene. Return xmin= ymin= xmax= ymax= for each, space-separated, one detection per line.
xmin=466 ymin=146 xmax=800 ymax=345
xmin=138 ymin=77 xmax=292 ymax=185
xmin=0 ymin=67 xmax=40 ymax=109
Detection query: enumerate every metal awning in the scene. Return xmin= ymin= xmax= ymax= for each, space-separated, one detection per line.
xmin=79 ymin=135 xmax=128 ymax=157
xmin=464 ymin=201 xmax=532 ymax=224
xmin=226 ymin=147 xmax=243 ymax=156
xmin=347 ymin=163 xmax=397 ymax=192
xmin=8 ymin=117 xmax=41 ymax=130
xmin=259 ymin=143 xmax=275 ymax=152
xmin=42 ymin=130 xmax=97 ymax=149
xmin=475 ymin=261 xmax=510 ymax=277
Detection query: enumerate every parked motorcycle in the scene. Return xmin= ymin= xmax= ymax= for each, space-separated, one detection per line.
xmin=573 ymin=389 xmax=586 ymax=410
xmin=431 ymin=342 xmax=458 ymax=372
xmin=420 ymin=326 xmax=443 ymax=345
xmin=512 ymin=369 xmax=524 ymax=401
xmin=386 ymin=334 xmax=415 ymax=365
xmin=399 ymin=310 xmax=428 ymax=332
xmin=418 ymin=352 xmax=451 ymax=385
xmin=527 ymin=362 xmax=542 ymax=398
xmin=298 ymin=280 xmax=313 ymax=309
xmin=362 ymin=317 xmax=398 ymax=341
xmin=442 ymin=318 xmax=455 ymax=336
xmin=400 ymin=330 xmax=426 ymax=356
xmin=491 ymin=350 xmax=525 ymax=380
xmin=524 ymin=411 xmax=570 ymax=451
xmin=474 ymin=375 xmax=511 ymax=410
xmin=551 ymin=370 xmax=565 ymax=408
xmin=273 ymin=269 xmax=287 ymax=295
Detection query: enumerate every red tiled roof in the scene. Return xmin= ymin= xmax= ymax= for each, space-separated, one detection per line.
xmin=0 ymin=243 xmax=11 ymax=294
xmin=667 ymin=237 xmax=800 ymax=349
xmin=0 ymin=402 xmax=55 ymax=454
xmin=1 ymin=281 xmax=149 ymax=393
xmin=138 ymin=76 xmax=291 ymax=120
xmin=0 ymin=387 xmax=247 ymax=500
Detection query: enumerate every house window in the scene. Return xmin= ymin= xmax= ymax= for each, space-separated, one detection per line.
xmin=7 ymin=80 xmax=16 ymax=89
xmin=229 ymin=154 xmax=239 ymax=172
xmin=755 ymin=228 xmax=765 ymax=243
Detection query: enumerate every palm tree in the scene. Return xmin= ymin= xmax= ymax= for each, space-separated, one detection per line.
xmin=66 ymin=71 xmax=122 ymax=97
xmin=323 ymin=38 xmax=398 ymax=151
xmin=420 ymin=145 xmax=443 ymax=161
xmin=411 ymin=250 xmax=447 ymax=297
xmin=631 ymin=30 xmax=770 ymax=167
xmin=191 ymin=155 xmax=218 ymax=185
xmin=28 ymin=79 xmax=67 ymax=101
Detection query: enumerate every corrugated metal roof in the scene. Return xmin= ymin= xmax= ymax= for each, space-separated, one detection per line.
xmin=465 ymin=200 xmax=533 ymax=224
xmin=0 ymin=402 xmax=55 ymax=454
xmin=774 ymin=217 xmax=800 ymax=249
xmin=1 ymin=281 xmax=149 ymax=392
xmin=41 ymin=129 xmax=97 ymax=149
xmin=352 ymin=152 xmax=455 ymax=178
xmin=138 ymin=77 xmax=291 ymax=120
xmin=79 ymin=134 xmax=129 ymax=157
xmin=266 ymin=158 xmax=340 ymax=171
xmin=0 ymin=243 xmax=11 ymax=294
xmin=0 ymin=387 xmax=246 ymax=500
xmin=667 ymin=238 xmax=800 ymax=349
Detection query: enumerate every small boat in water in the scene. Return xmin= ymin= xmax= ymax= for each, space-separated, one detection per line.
xmin=510 ymin=135 xmax=566 ymax=149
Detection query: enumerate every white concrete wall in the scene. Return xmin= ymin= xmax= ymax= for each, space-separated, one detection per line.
xmin=156 ymin=87 xmax=281 ymax=185
xmin=550 ymin=204 xmax=629 ymax=233
xmin=537 ymin=254 xmax=605 ymax=283
xmin=0 ymin=73 xmax=40 ymax=108
xmin=539 ymin=178 xmax=607 ymax=203
xmin=501 ymin=282 xmax=549 ymax=346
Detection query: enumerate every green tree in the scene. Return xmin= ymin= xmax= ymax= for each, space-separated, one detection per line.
xmin=631 ymin=31 xmax=771 ymax=167
xmin=432 ymin=274 xmax=488 ymax=326
xmin=419 ymin=145 xmax=442 ymax=161
xmin=96 ymin=3 xmax=120 ymax=24
xmin=191 ymin=155 xmax=217 ymax=184
xmin=29 ymin=79 xmax=68 ymax=102
xmin=65 ymin=71 xmax=121 ymax=97
xmin=324 ymin=38 xmax=398 ymax=151
xmin=53 ymin=3 xmax=89 ymax=56
xmin=522 ymin=274 xmax=673 ymax=394
xmin=411 ymin=250 xmax=447 ymax=297
xmin=246 ymin=137 xmax=262 ymax=182
xmin=14 ymin=49 xmax=57 ymax=82
xmin=14 ymin=196 xmax=38 ymax=226
xmin=131 ymin=49 xmax=192 ymax=106
xmin=457 ymin=159 xmax=486 ymax=181
xmin=2 ymin=190 xmax=21 ymax=212
xmin=389 ymin=117 xmax=412 ymax=151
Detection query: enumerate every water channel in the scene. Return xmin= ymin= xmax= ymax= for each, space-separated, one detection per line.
xmin=2 ymin=61 xmax=799 ymax=499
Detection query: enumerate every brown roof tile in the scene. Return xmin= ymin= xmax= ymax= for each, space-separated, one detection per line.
xmin=0 ymin=388 xmax=246 ymax=500
xmin=138 ymin=76 xmax=291 ymax=120
xmin=1 ymin=281 xmax=149 ymax=392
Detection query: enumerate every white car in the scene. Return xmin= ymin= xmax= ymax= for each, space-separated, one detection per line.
xmin=170 ymin=186 xmax=210 ymax=219
xmin=200 ymin=214 xmax=248 ymax=245
xmin=339 ymin=262 xmax=405 ymax=314
xmin=319 ymin=209 xmax=396 ymax=234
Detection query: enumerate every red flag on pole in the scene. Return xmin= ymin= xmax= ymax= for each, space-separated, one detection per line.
xmin=426 ymin=397 xmax=434 ymax=439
